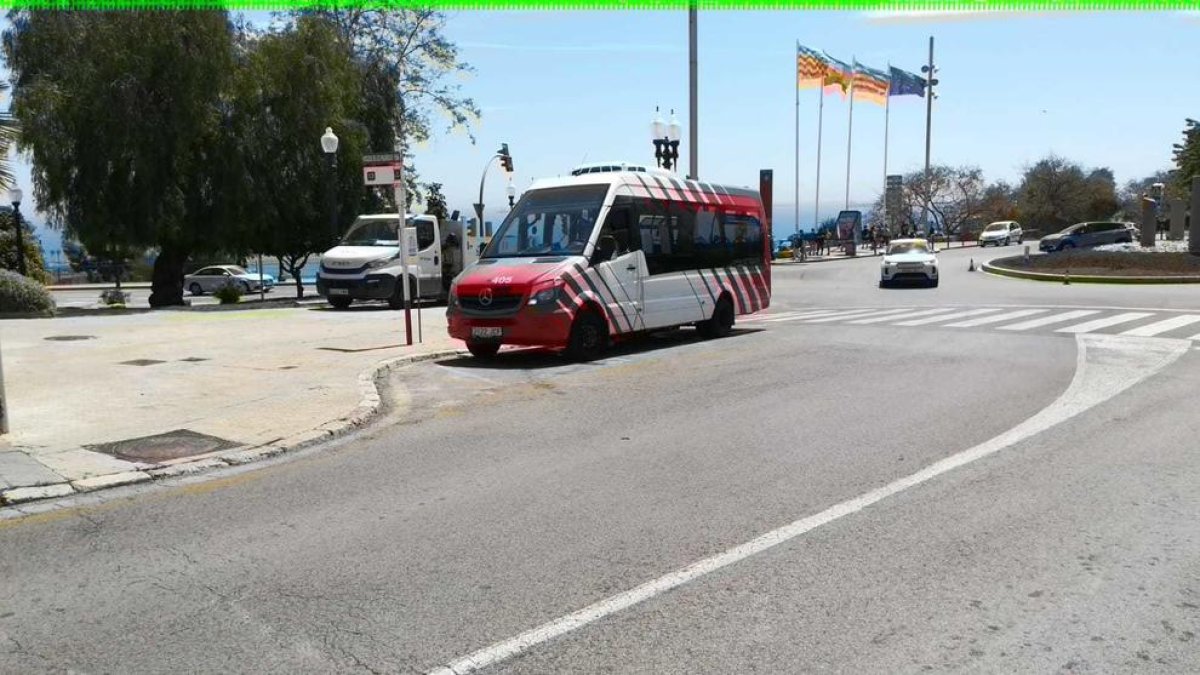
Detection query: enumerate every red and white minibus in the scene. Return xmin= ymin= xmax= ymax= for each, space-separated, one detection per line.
xmin=447 ymin=164 xmax=771 ymax=359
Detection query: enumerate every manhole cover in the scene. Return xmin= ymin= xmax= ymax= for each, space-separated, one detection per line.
xmin=179 ymin=357 xmax=210 ymax=363
xmin=86 ymin=429 xmax=241 ymax=463
xmin=120 ymin=359 xmax=167 ymax=367
xmin=45 ymin=335 xmax=96 ymax=342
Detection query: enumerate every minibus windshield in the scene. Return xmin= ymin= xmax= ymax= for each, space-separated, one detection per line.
xmin=482 ymin=185 xmax=608 ymax=259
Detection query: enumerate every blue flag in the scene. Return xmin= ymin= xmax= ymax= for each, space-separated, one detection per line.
xmin=889 ymin=66 xmax=926 ymax=97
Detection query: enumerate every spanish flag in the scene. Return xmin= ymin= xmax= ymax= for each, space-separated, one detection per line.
xmin=797 ymin=42 xmax=826 ymax=89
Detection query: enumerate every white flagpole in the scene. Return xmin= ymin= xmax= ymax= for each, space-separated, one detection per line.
xmin=845 ymin=58 xmax=856 ymax=213
xmin=814 ymin=83 xmax=824 ymax=234
xmin=794 ymin=44 xmax=800 ymax=235
xmin=883 ymin=67 xmax=891 ymax=232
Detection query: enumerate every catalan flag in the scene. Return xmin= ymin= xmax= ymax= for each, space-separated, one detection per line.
xmin=797 ymin=42 xmax=826 ymax=89
xmin=888 ymin=66 xmax=926 ymax=97
xmin=822 ymin=52 xmax=853 ymax=98
xmin=853 ymin=62 xmax=891 ymax=106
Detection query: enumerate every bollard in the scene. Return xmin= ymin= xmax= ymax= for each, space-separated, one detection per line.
xmin=1064 ymin=269 xmax=1071 ymax=285
xmin=968 ymin=258 xmax=975 ymax=272
xmin=1170 ymin=198 xmax=1186 ymax=241
xmin=1140 ymin=197 xmax=1157 ymax=248
xmin=1024 ymin=245 xmax=1030 ymax=263
xmin=1191 ymin=176 xmax=1200 ymax=255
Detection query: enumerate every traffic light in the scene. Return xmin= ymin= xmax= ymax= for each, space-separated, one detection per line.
xmin=498 ymin=143 xmax=513 ymax=173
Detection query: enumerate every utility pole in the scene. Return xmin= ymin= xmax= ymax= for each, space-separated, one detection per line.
xmin=920 ymin=36 xmax=937 ymax=243
xmin=395 ymin=135 xmax=413 ymax=347
xmin=688 ymin=2 xmax=698 ymax=180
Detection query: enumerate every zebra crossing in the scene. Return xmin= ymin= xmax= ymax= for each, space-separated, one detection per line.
xmin=745 ymin=306 xmax=1200 ymax=341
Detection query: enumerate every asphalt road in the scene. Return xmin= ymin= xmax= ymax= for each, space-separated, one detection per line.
xmin=5 ymin=251 xmax=1200 ymax=673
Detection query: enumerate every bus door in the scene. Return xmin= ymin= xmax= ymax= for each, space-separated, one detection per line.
xmin=590 ymin=205 xmax=644 ymax=334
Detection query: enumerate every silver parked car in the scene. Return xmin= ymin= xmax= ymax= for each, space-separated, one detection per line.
xmin=184 ymin=265 xmax=275 ymax=295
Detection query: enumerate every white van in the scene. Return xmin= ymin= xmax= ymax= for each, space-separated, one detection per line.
xmin=317 ymin=213 xmax=478 ymax=309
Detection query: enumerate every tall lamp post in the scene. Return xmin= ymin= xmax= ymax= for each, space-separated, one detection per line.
xmin=650 ymin=108 xmax=682 ymax=171
xmin=9 ymin=188 xmax=27 ymax=276
xmin=321 ymin=127 xmax=340 ymax=242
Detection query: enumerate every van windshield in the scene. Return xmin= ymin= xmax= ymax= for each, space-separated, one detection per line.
xmin=482 ymin=185 xmax=609 ymax=259
xmin=342 ymin=217 xmax=419 ymax=247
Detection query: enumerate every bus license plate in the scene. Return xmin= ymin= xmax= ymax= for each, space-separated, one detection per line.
xmin=329 ymin=288 xmax=349 ymax=296
xmin=472 ymin=326 xmax=503 ymax=339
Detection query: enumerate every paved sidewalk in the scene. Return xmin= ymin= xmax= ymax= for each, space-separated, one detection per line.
xmin=0 ymin=303 xmax=461 ymax=505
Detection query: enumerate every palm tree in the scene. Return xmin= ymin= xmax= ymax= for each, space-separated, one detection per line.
xmin=0 ymin=80 xmax=18 ymax=188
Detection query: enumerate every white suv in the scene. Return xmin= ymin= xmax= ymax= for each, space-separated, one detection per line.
xmin=979 ymin=221 xmax=1023 ymax=247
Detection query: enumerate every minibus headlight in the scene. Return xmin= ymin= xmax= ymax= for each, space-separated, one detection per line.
xmin=528 ymin=281 xmax=563 ymax=308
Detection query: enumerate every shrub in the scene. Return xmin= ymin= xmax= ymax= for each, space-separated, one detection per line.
xmin=213 ymin=281 xmax=243 ymax=304
xmin=100 ymin=289 xmax=130 ymax=306
xmin=0 ymin=269 xmax=56 ymax=316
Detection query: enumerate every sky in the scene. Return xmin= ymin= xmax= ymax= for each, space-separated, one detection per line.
xmin=6 ymin=9 xmax=1199 ymax=256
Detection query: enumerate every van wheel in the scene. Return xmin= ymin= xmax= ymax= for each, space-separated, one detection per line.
xmin=329 ymin=297 xmax=352 ymax=309
xmin=565 ymin=310 xmax=609 ymax=362
xmin=467 ymin=342 xmax=501 ymax=359
xmin=698 ymin=297 xmax=735 ymax=339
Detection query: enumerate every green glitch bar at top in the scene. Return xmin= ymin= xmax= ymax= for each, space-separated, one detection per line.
xmin=1 ymin=0 xmax=1197 ymax=9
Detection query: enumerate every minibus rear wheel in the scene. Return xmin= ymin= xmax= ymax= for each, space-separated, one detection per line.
xmin=698 ymin=297 xmax=735 ymax=339
xmin=566 ymin=309 xmax=609 ymax=362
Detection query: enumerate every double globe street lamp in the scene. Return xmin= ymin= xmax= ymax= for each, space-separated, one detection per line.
xmin=651 ymin=107 xmax=682 ymax=172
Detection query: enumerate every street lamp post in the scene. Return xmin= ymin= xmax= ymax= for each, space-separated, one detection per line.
xmin=321 ymin=127 xmax=340 ymax=242
xmin=474 ymin=143 xmax=513 ymax=245
xmin=9 ymin=188 xmax=27 ymax=276
xmin=650 ymin=108 xmax=682 ymax=172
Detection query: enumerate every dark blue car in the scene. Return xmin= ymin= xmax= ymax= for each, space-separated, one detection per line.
xmin=1038 ymin=221 xmax=1135 ymax=252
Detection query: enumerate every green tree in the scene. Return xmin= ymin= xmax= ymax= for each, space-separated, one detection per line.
xmin=423 ymin=182 xmax=450 ymax=222
xmin=1172 ymin=118 xmax=1199 ymax=196
xmin=295 ymin=8 xmax=480 ymax=197
xmin=3 ymin=11 xmax=237 ymax=307
xmin=1016 ymin=155 xmax=1116 ymax=232
xmin=226 ymin=16 xmax=373 ymax=298
xmin=866 ymin=165 xmax=985 ymax=236
xmin=0 ymin=207 xmax=47 ymax=282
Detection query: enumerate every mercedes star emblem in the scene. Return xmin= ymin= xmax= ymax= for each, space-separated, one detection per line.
xmin=479 ymin=288 xmax=493 ymax=306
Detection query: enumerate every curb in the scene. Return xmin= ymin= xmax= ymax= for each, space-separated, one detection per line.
xmin=983 ymin=259 xmax=1200 ymax=284
xmin=0 ymin=346 xmax=468 ymax=509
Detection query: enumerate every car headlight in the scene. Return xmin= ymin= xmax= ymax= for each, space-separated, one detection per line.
xmin=365 ymin=255 xmax=397 ymax=271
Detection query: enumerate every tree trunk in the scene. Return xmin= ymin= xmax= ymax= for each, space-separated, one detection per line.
xmin=149 ymin=245 xmax=188 ymax=307
xmin=293 ymin=270 xmax=304 ymax=299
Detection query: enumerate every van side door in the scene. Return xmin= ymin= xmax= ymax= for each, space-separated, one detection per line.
xmin=588 ymin=206 xmax=644 ymax=335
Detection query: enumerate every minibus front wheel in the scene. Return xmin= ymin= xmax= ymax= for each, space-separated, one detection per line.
xmin=566 ymin=309 xmax=609 ymax=362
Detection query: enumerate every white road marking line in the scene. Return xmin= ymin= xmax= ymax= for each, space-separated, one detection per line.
xmin=427 ymin=334 xmax=1190 ymax=675
xmin=1120 ymin=314 xmax=1200 ymax=338
xmin=998 ymin=309 xmax=1100 ymax=332
xmin=757 ymin=308 xmax=879 ymax=323
xmin=1055 ymin=312 xmax=1153 ymax=334
xmin=800 ymin=308 xmax=917 ymax=324
xmin=893 ymin=308 xmax=1005 ymax=327
xmin=944 ymin=308 xmax=1048 ymax=328
xmin=846 ymin=307 xmax=961 ymax=325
